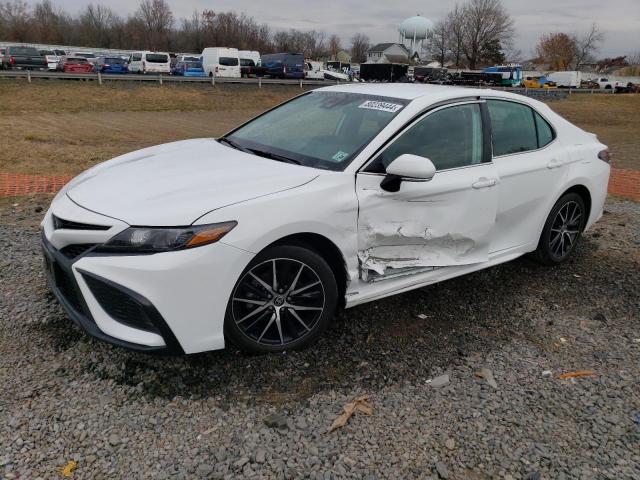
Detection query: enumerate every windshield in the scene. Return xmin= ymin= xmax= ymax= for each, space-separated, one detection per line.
xmin=104 ymin=57 xmax=124 ymax=64
xmin=226 ymin=92 xmax=408 ymax=171
xmin=185 ymin=61 xmax=202 ymax=69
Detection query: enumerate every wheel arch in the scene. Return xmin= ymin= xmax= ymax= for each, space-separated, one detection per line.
xmin=264 ymin=232 xmax=349 ymax=308
xmin=561 ymin=184 xmax=592 ymax=227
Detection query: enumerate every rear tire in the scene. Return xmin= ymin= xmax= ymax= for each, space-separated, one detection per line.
xmin=532 ymin=193 xmax=586 ymax=265
xmin=224 ymin=245 xmax=338 ymax=354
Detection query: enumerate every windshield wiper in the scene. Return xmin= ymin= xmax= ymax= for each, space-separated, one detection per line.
xmin=247 ymin=148 xmax=301 ymax=165
xmin=218 ymin=137 xmax=252 ymax=154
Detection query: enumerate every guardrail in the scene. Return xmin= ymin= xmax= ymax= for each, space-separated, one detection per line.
xmin=0 ymin=70 xmax=622 ymax=96
xmin=0 ymin=69 xmax=329 ymax=88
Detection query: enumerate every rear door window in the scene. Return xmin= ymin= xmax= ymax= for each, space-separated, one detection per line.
xmin=487 ymin=100 xmax=538 ymax=156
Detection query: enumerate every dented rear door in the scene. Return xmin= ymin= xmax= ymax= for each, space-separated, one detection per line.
xmin=355 ymin=100 xmax=499 ymax=281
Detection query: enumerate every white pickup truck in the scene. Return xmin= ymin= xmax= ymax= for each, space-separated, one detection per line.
xmin=593 ymin=77 xmax=624 ymax=90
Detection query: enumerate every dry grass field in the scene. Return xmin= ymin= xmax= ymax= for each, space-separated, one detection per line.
xmin=0 ymin=80 xmax=638 ymax=175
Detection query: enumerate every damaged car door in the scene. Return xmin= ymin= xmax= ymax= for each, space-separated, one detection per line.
xmin=355 ymin=101 xmax=499 ymax=281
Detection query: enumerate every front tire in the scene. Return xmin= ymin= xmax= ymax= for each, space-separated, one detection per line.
xmin=224 ymin=245 xmax=338 ymax=353
xmin=532 ymin=193 xmax=586 ymax=265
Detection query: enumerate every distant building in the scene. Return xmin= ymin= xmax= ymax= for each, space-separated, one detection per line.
xmin=366 ymin=43 xmax=410 ymax=64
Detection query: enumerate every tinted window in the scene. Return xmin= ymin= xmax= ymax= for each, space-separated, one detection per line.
xmin=132 ymin=54 xmax=142 ymax=61
xmin=534 ymin=112 xmax=554 ymax=147
xmin=487 ymin=100 xmax=538 ymax=156
xmin=40 ymin=50 xmax=55 ymax=55
xmin=219 ymin=57 xmax=238 ymax=66
xmin=240 ymin=58 xmax=255 ymax=67
xmin=228 ymin=92 xmax=408 ymax=171
xmin=185 ymin=62 xmax=202 ymax=69
xmin=367 ymin=103 xmax=484 ymax=173
xmin=146 ymin=54 xmax=168 ymax=63
xmin=104 ymin=57 xmax=124 ymax=64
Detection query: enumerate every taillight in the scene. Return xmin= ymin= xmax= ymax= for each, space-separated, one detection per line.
xmin=598 ymin=149 xmax=611 ymax=163
xmin=9 ymin=56 xmax=14 ymax=64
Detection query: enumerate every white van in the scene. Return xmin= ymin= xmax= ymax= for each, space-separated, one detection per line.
xmin=546 ymin=71 xmax=582 ymax=88
xmin=202 ymin=47 xmax=241 ymax=78
xmin=129 ymin=51 xmax=171 ymax=74
xmin=239 ymin=50 xmax=261 ymax=67
xmin=305 ymin=60 xmax=325 ymax=80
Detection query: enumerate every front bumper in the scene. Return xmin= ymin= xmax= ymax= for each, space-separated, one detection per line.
xmin=41 ymin=194 xmax=254 ymax=354
xmin=42 ymin=234 xmax=184 ymax=354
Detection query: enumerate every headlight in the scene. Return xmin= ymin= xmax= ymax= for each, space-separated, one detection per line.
xmin=98 ymin=221 xmax=237 ymax=253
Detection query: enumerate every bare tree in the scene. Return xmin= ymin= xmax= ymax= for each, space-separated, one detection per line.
xmin=573 ymin=22 xmax=604 ymax=69
xmin=328 ymin=34 xmax=341 ymax=60
xmin=0 ymin=0 xmax=31 ymax=41
xmin=447 ymin=5 xmax=465 ymax=67
xmin=430 ymin=19 xmax=449 ymax=67
xmin=461 ymin=0 xmax=514 ymax=69
xmin=79 ymin=4 xmax=119 ymax=48
xmin=136 ymin=0 xmax=173 ymax=50
xmin=350 ymin=33 xmax=369 ymax=63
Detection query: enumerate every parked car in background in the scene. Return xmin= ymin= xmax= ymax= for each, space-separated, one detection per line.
xmin=240 ymin=58 xmax=266 ymax=77
xmin=172 ymin=60 xmax=206 ymax=77
xmin=95 ymin=56 xmax=128 ymax=74
xmin=202 ymin=47 xmax=241 ymax=78
xmin=60 ymin=56 xmax=94 ymax=74
xmin=129 ymin=51 xmax=171 ymax=74
xmin=69 ymin=51 xmax=97 ymax=65
xmin=1 ymin=45 xmax=47 ymax=70
xmin=261 ymin=53 xmax=305 ymax=79
xmin=39 ymin=49 xmax=61 ymax=70
xmin=39 ymin=84 xmax=611 ymax=355
xmin=522 ymin=76 xmax=557 ymax=89
xmin=177 ymin=55 xmax=201 ymax=63
xmin=238 ymin=50 xmax=260 ymax=67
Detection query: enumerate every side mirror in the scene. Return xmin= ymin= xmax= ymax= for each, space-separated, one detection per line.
xmin=381 ymin=154 xmax=436 ymax=192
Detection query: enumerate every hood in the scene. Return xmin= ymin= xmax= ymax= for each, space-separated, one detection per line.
xmin=66 ymin=139 xmax=319 ymax=226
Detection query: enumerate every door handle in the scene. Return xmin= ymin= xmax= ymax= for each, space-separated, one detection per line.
xmin=472 ymin=177 xmax=497 ymax=189
xmin=547 ymin=158 xmax=563 ymax=169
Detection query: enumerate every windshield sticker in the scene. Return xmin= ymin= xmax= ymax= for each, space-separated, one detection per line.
xmin=358 ymin=100 xmax=403 ymax=113
xmin=331 ymin=151 xmax=350 ymax=162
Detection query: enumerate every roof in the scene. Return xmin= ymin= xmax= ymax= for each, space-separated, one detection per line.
xmin=315 ymin=83 xmax=537 ymax=104
xmin=368 ymin=43 xmax=410 ymax=54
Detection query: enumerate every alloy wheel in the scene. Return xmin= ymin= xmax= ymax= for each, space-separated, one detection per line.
xmin=549 ymin=200 xmax=582 ymax=259
xmin=231 ymin=258 xmax=325 ymax=347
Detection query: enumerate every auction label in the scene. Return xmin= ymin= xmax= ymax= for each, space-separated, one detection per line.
xmin=358 ymin=100 xmax=403 ymax=113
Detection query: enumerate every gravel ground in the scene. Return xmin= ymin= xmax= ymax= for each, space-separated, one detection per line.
xmin=1 ymin=195 xmax=639 ymax=480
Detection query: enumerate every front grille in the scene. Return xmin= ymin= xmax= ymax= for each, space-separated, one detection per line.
xmin=60 ymin=244 xmax=97 ymax=259
xmin=52 ymin=262 xmax=83 ymax=312
xmin=83 ymin=274 xmax=159 ymax=334
xmin=52 ymin=214 xmax=110 ymax=231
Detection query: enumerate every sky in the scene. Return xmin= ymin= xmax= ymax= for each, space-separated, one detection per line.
xmin=55 ymin=0 xmax=640 ymax=58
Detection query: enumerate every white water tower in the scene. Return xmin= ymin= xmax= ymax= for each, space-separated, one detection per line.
xmin=399 ymin=15 xmax=434 ymax=57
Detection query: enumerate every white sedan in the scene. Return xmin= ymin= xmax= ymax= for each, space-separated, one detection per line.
xmin=41 ymin=84 xmax=610 ymax=354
